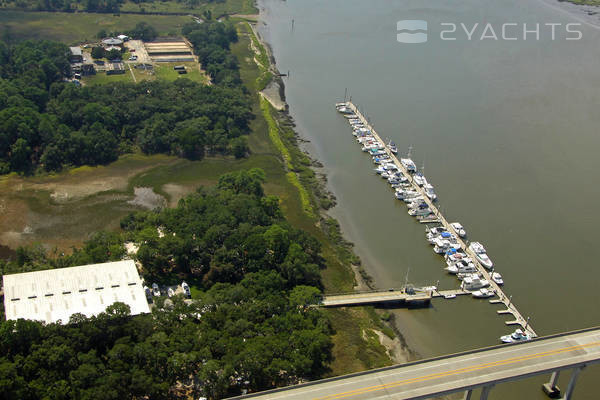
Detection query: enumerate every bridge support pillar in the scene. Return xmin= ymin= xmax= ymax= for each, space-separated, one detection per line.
xmin=542 ymin=371 xmax=561 ymax=398
xmin=463 ymin=389 xmax=472 ymax=400
xmin=560 ymin=365 xmax=585 ymax=400
xmin=480 ymin=385 xmax=494 ymax=400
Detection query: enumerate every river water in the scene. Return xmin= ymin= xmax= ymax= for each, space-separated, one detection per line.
xmin=257 ymin=0 xmax=600 ymax=398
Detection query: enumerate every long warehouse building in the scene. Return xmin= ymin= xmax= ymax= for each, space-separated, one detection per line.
xmin=3 ymin=260 xmax=150 ymax=324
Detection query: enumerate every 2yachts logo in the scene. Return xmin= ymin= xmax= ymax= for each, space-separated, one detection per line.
xmin=397 ymin=20 xmax=428 ymax=43
xmin=397 ymin=20 xmax=583 ymax=43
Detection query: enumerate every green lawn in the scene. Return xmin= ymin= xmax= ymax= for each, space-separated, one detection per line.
xmin=153 ymin=62 xmax=208 ymax=84
xmin=0 ymin=11 xmax=193 ymax=43
xmin=82 ymin=70 xmax=135 ymax=85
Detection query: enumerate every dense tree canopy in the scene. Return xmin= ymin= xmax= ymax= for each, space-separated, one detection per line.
xmin=183 ymin=21 xmax=241 ymax=87
xmin=0 ymin=170 xmax=332 ymax=399
xmin=0 ymin=39 xmax=252 ymax=174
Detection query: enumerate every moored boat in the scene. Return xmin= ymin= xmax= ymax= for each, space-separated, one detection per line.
xmin=469 ymin=242 xmax=493 ymax=269
xmin=500 ymin=329 xmax=531 ymax=343
xmin=450 ymin=222 xmax=467 ymax=238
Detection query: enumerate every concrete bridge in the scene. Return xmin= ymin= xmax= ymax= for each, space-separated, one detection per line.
xmin=227 ymin=327 xmax=600 ymax=400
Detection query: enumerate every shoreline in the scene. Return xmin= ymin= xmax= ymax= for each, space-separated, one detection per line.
xmin=251 ymin=9 xmax=419 ymax=368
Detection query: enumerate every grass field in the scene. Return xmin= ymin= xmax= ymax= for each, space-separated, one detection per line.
xmin=0 ymin=11 xmax=193 ymax=43
xmin=118 ymin=0 xmax=257 ymax=16
xmin=82 ymin=62 xmax=207 ymax=85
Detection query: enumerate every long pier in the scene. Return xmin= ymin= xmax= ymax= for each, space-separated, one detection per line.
xmin=343 ymin=101 xmax=537 ymax=338
xmin=321 ymin=289 xmax=470 ymax=307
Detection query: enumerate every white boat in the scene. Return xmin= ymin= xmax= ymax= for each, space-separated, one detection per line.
xmin=469 ymin=242 xmax=493 ymax=269
xmin=450 ymin=222 xmax=466 ymax=238
xmin=388 ymin=141 xmax=398 ymax=154
xmin=427 ymin=230 xmax=454 ymax=244
xmin=408 ymin=207 xmax=432 ymax=217
xmin=424 ymin=183 xmax=437 ymax=201
xmin=491 ymin=272 xmax=504 ymax=285
xmin=444 ymin=294 xmax=457 ymax=299
xmin=401 ymin=158 xmax=417 ymax=173
xmin=447 ymin=259 xmax=476 ymax=274
xmin=472 ymin=288 xmax=495 ymax=298
xmin=395 ymin=189 xmax=419 ymax=200
xmin=337 ymin=106 xmax=353 ymax=114
xmin=461 ymin=275 xmax=490 ymax=290
xmin=500 ymin=328 xmax=531 ymax=343
xmin=381 ymin=172 xmax=390 ymax=179
xmin=413 ymin=172 xmax=427 ymax=187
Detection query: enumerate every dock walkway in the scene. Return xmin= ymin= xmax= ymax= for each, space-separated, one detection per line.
xmin=344 ymin=102 xmax=536 ymax=338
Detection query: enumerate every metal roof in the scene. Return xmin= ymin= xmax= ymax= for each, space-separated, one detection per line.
xmin=3 ymin=260 xmax=149 ymax=324
xmin=69 ymin=46 xmax=82 ymax=56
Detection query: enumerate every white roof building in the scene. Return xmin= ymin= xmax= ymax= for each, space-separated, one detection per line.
xmin=3 ymin=260 xmax=150 ymax=324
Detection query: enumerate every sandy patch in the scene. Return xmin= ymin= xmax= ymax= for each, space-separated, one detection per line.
xmin=128 ymin=187 xmax=167 ymax=210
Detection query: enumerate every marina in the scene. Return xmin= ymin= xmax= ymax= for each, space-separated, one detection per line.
xmin=336 ymin=101 xmax=537 ymax=339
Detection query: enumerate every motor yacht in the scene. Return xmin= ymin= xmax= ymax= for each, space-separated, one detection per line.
xmin=468 ymin=242 xmax=493 ymax=269
xmin=424 ymin=183 xmax=437 ymax=201
xmin=472 ymin=288 xmax=495 ymax=298
xmin=491 ymin=272 xmax=504 ymax=285
xmin=461 ymin=275 xmax=490 ymax=290
xmin=450 ymin=222 xmax=466 ymax=238
xmin=500 ymin=329 xmax=531 ymax=343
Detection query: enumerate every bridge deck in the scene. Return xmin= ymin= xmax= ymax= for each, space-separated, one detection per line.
xmin=228 ymin=328 xmax=600 ymax=400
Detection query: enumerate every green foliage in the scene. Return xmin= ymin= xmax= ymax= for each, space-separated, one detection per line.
xmin=0 ymin=39 xmax=253 ymax=174
xmin=183 ymin=21 xmax=241 ymax=87
xmin=0 ymin=171 xmax=333 ymax=398
xmin=126 ymin=22 xmax=157 ymax=42
xmin=90 ymin=46 xmax=105 ymax=59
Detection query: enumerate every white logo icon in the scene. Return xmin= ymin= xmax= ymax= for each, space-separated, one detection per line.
xmin=397 ymin=20 xmax=428 ymax=43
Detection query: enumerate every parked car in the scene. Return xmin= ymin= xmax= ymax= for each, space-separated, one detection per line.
xmin=152 ymin=283 xmax=160 ymax=297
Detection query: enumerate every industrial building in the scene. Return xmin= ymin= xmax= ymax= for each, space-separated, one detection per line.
xmin=3 ymin=260 xmax=150 ymax=324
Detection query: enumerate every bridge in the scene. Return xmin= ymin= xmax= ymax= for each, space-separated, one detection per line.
xmin=227 ymin=327 xmax=600 ymax=400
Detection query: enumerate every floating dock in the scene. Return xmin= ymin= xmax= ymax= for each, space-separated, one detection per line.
xmin=339 ymin=101 xmax=537 ymax=338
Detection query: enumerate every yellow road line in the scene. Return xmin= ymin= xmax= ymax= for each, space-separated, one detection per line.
xmin=313 ymin=341 xmax=600 ymax=400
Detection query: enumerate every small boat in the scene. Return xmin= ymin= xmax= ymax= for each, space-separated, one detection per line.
xmin=413 ymin=172 xmax=427 ymax=187
xmin=461 ymin=275 xmax=490 ymax=290
xmin=427 ymin=230 xmax=453 ymax=244
xmin=424 ymin=183 xmax=437 ymax=201
xmin=468 ymin=242 xmax=493 ymax=269
xmin=418 ymin=214 xmax=439 ymax=223
xmin=500 ymin=329 xmax=532 ymax=343
xmin=472 ymin=288 xmax=495 ymax=298
xmin=491 ymin=272 xmax=504 ymax=285
xmin=444 ymin=294 xmax=457 ymax=299
xmin=450 ymin=222 xmax=466 ymax=238
xmin=395 ymin=189 xmax=419 ymax=200
xmin=388 ymin=141 xmax=398 ymax=154
xmin=408 ymin=207 xmax=432 ymax=217
xmin=337 ymin=106 xmax=354 ymax=114
xmin=401 ymin=158 xmax=417 ymax=173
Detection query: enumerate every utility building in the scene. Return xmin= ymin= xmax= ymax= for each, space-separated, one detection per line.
xmin=2 ymin=260 xmax=149 ymax=324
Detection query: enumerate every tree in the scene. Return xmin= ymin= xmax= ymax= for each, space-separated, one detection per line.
xmin=91 ymin=47 xmax=105 ymax=59
xmin=9 ymin=138 xmax=32 ymax=172
xmin=231 ymin=136 xmax=248 ymax=159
